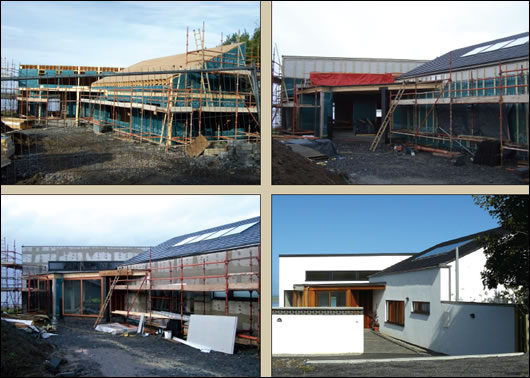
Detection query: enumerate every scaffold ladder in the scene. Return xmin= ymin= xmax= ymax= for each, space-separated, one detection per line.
xmin=369 ymin=84 xmax=406 ymax=151
xmin=94 ymin=272 xmax=119 ymax=328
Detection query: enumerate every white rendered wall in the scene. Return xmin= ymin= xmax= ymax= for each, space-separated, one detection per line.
xmin=372 ymin=268 xmax=442 ymax=350
xmin=279 ymin=254 xmax=411 ymax=307
xmin=435 ymin=302 xmax=516 ymax=355
xmin=272 ymin=311 xmax=364 ymax=355
xmin=445 ymin=247 xmax=505 ymax=302
xmin=372 ymin=249 xmax=517 ymax=355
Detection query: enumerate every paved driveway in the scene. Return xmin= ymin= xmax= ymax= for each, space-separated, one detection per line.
xmin=272 ymin=330 xmax=528 ymax=377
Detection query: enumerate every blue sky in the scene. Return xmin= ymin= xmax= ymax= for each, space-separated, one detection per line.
xmin=1 ymin=1 xmax=259 ymax=67
xmin=272 ymin=195 xmax=500 ymax=297
xmin=1 ymin=195 xmax=260 ymax=256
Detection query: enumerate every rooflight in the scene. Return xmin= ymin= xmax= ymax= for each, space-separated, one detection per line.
xmin=413 ymin=239 xmax=472 ymax=260
xmin=201 ymin=228 xmax=232 ymax=240
xmin=189 ymin=231 xmax=217 ymax=243
xmin=461 ymin=45 xmax=491 ymax=57
xmin=479 ymin=40 xmax=513 ymax=53
xmin=222 ymin=222 xmax=258 ymax=236
xmin=171 ymin=221 xmax=258 ymax=247
xmin=461 ymin=36 xmax=529 ymax=58
xmin=173 ymin=235 xmax=201 ymax=247
xmin=503 ymin=36 xmax=529 ymax=48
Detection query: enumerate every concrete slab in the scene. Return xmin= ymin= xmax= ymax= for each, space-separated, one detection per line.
xmin=306 ymin=330 xmax=432 ymax=360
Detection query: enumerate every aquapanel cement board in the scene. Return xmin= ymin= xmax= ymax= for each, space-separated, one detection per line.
xmin=187 ymin=314 xmax=238 ymax=354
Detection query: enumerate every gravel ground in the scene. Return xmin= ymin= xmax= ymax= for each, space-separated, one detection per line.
xmin=272 ymin=134 xmax=526 ymax=185
xmin=272 ymin=354 xmax=530 ymax=377
xmin=2 ymin=123 xmax=260 ymax=185
xmin=46 ymin=317 xmax=260 ymax=377
xmin=326 ymin=136 xmax=525 ymax=185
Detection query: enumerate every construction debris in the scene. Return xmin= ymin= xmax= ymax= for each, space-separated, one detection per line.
xmin=94 ymin=322 xmax=138 ymax=335
xmin=185 ymin=134 xmax=210 ymax=157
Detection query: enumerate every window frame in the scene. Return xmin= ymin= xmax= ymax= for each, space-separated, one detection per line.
xmin=386 ymin=300 xmax=405 ymax=326
xmin=412 ymin=301 xmax=430 ymax=315
xmin=62 ymin=277 xmax=103 ymax=317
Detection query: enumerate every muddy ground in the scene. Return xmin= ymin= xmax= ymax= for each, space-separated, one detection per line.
xmin=272 ymin=134 xmax=527 ymax=185
xmin=2 ymin=122 xmax=260 ymax=185
xmin=1 ymin=317 xmax=259 ymax=377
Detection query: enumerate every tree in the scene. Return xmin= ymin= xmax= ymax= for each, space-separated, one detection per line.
xmin=473 ymin=195 xmax=529 ymax=312
xmin=223 ymin=27 xmax=260 ymax=67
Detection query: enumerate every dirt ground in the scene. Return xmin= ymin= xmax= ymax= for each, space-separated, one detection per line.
xmin=1 ymin=317 xmax=259 ymax=377
xmin=272 ymin=139 xmax=347 ymax=185
xmin=272 ymin=134 xmax=527 ymax=185
xmin=1 ymin=122 xmax=260 ymax=185
xmin=1 ymin=320 xmax=55 ymax=377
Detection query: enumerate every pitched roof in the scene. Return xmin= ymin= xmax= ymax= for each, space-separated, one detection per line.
xmin=93 ymin=42 xmax=244 ymax=86
xmin=399 ymin=32 xmax=529 ymax=79
xmin=121 ymin=216 xmax=260 ymax=265
xmin=371 ymin=227 xmax=504 ymax=277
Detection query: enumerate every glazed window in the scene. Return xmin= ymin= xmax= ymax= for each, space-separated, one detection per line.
xmin=413 ymin=301 xmax=430 ymax=315
xmin=387 ymin=300 xmax=405 ymax=326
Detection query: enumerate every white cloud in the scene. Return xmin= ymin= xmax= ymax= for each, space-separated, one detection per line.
xmin=273 ymin=1 xmax=529 ymax=61
xmin=1 ymin=195 xmax=259 ymax=249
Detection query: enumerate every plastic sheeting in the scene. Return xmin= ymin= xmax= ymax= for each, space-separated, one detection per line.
xmin=310 ymin=72 xmax=395 ymax=86
xmin=436 ymin=104 xmax=511 ymax=140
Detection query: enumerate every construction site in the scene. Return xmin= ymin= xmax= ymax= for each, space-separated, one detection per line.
xmin=1 ymin=26 xmax=260 ymax=185
xmin=1 ymin=217 xmax=261 ymax=376
xmin=272 ymin=32 xmax=529 ymax=185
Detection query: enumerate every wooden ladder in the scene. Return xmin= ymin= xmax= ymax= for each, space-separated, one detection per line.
xmin=94 ymin=272 xmax=120 ymax=328
xmin=369 ymin=84 xmax=407 ymax=151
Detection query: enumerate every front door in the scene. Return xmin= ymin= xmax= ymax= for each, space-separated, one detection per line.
xmin=357 ymin=290 xmax=373 ymax=328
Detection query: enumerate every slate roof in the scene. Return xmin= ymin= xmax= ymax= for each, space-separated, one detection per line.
xmin=399 ymin=32 xmax=529 ymax=79
xmin=371 ymin=227 xmax=504 ymax=277
xmin=122 ymin=216 xmax=260 ymax=265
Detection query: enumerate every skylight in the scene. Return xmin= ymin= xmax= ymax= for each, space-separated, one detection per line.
xmin=460 ymin=36 xmax=529 ymax=58
xmin=222 ymin=222 xmax=258 ymax=236
xmin=504 ymin=36 xmax=529 ymax=48
xmin=173 ymin=235 xmax=201 ymax=247
xmin=203 ymin=228 xmax=233 ymax=240
xmin=413 ymin=239 xmax=473 ymax=260
xmin=479 ymin=40 xmax=513 ymax=53
xmin=461 ymin=45 xmax=491 ymax=57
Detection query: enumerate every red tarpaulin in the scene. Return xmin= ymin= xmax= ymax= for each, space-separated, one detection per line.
xmin=310 ymin=72 xmax=395 ymax=86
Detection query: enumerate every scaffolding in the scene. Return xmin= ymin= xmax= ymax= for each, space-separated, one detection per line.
xmin=1 ymin=238 xmax=22 ymax=312
xmin=105 ymin=246 xmax=260 ymax=344
xmin=390 ymin=61 xmax=529 ymax=163
xmin=272 ymin=48 xmax=321 ymax=139
xmin=1 ymin=25 xmax=260 ymax=183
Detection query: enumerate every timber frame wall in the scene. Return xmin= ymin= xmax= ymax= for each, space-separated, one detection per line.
xmin=391 ymin=60 xmax=529 ymax=161
xmin=8 ymin=28 xmax=260 ymax=150
xmin=113 ymin=245 xmax=260 ymax=340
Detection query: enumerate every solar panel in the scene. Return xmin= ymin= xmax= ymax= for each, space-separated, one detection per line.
xmin=414 ymin=238 xmax=473 ymax=260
